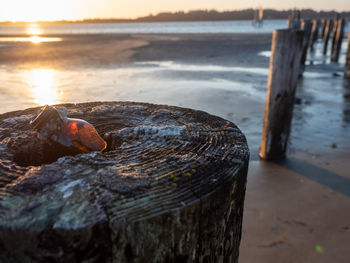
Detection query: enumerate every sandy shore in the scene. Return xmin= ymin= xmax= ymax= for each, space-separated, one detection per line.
xmin=0 ymin=33 xmax=349 ymax=262
xmin=241 ymin=148 xmax=350 ymax=263
xmin=0 ymin=33 xmax=272 ymax=68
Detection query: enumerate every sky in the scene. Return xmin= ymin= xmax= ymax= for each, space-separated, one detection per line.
xmin=1 ymin=0 xmax=349 ymax=22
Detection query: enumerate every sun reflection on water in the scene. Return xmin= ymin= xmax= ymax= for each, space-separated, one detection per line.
xmin=29 ymin=69 xmax=59 ymax=105
xmin=27 ymin=24 xmax=42 ymax=35
xmin=0 ymin=36 xmax=62 ymax=44
xmin=0 ymin=23 xmax=61 ymax=44
xmin=29 ymin=36 xmax=42 ymax=44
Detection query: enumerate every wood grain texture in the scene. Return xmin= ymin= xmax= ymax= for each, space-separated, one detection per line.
xmin=0 ymin=102 xmax=249 ymax=263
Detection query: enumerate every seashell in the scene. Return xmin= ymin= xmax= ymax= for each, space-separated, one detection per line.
xmin=30 ymin=105 xmax=106 ymax=153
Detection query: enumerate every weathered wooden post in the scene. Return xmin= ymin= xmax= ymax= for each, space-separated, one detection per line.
xmin=287 ymin=9 xmax=301 ymax=30
xmin=320 ymin=19 xmax=326 ymax=39
xmin=309 ymin=19 xmax=319 ymax=50
xmin=331 ymin=17 xmax=339 ymax=55
xmin=323 ymin=19 xmax=333 ymax=55
xmin=331 ymin=18 xmax=345 ymax=62
xmin=346 ymin=33 xmax=350 ymax=78
xmin=260 ymin=30 xmax=304 ymax=160
xmin=300 ymin=20 xmax=313 ymax=73
xmin=287 ymin=15 xmax=294 ymax=30
xmin=0 ymin=102 xmax=249 ymax=263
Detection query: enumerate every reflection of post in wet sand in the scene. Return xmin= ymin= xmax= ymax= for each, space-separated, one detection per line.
xmin=28 ymin=69 xmax=59 ymax=105
xmin=292 ymin=78 xmax=307 ymax=126
xmin=307 ymin=41 xmax=328 ymax=65
xmin=342 ymin=78 xmax=350 ymax=125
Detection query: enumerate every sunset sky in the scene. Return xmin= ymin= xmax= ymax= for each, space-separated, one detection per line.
xmin=1 ymin=0 xmax=349 ymax=22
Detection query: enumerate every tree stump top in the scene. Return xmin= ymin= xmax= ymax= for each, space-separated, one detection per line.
xmin=0 ymin=101 xmax=249 ymax=262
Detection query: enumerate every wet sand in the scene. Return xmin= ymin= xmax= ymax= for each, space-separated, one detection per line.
xmin=0 ymin=33 xmax=271 ymax=68
xmin=0 ymin=33 xmax=349 ymax=262
xmin=0 ymin=33 xmax=272 ymax=153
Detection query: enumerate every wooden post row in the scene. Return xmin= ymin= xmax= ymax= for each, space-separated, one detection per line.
xmin=331 ymin=18 xmax=345 ymax=62
xmin=260 ymin=29 xmax=304 ymax=160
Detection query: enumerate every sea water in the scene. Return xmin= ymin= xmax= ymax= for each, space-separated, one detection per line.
xmin=0 ymin=19 xmax=288 ymax=35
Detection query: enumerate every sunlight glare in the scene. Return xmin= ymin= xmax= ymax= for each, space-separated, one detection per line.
xmin=27 ymin=24 xmax=42 ymax=35
xmin=29 ymin=36 xmax=41 ymax=44
xmin=0 ymin=36 xmax=62 ymax=44
xmin=29 ymin=69 xmax=59 ymax=105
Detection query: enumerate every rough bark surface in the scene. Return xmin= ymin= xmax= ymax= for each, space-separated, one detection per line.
xmin=0 ymin=102 xmax=249 ymax=263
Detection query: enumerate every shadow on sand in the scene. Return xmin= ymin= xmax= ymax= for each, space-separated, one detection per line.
xmin=343 ymin=78 xmax=350 ymax=125
xmin=274 ymin=157 xmax=350 ymax=198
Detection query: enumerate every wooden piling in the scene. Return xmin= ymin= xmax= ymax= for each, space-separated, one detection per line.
xmin=289 ymin=20 xmax=301 ymax=31
xmin=0 ymin=102 xmax=250 ymax=263
xmin=331 ymin=18 xmax=339 ymax=55
xmin=323 ymin=19 xmax=333 ymax=55
xmin=320 ymin=19 xmax=326 ymax=39
xmin=287 ymin=9 xmax=301 ymax=30
xmin=287 ymin=16 xmax=292 ymax=29
xmin=346 ymin=33 xmax=350 ymax=78
xmin=309 ymin=19 xmax=319 ymax=49
xmin=300 ymin=20 xmax=313 ymax=73
xmin=331 ymin=18 xmax=345 ymax=62
xmin=260 ymin=29 xmax=304 ymax=160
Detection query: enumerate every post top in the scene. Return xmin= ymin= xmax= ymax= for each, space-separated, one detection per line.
xmin=0 ymin=101 xmax=249 ymax=224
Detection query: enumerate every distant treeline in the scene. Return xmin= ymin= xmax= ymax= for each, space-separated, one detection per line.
xmin=2 ymin=9 xmax=350 ymax=24
xmin=136 ymin=9 xmax=350 ymax=22
xmin=80 ymin=9 xmax=350 ymax=23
